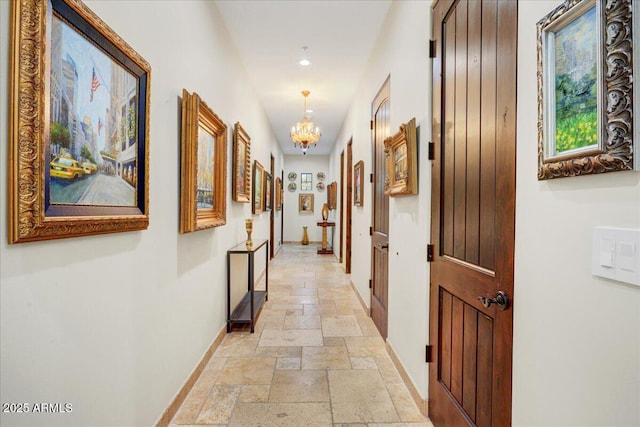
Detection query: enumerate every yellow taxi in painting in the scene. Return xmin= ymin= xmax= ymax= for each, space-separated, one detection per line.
xmin=50 ymin=156 xmax=85 ymax=179
xmin=82 ymin=162 xmax=98 ymax=175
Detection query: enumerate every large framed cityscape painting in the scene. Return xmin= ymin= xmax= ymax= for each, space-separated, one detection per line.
xmin=8 ymin=0 xmax=151 ymax=243
xmin=537 ymin=0 xmax=635 ymax=179
xmin=180 ymin=90 xmax=227 ymax=233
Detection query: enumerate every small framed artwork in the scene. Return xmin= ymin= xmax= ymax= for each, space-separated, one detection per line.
xmin=253 ymin=160 xmax=264 ymax=214
xmin=316 ymin=182 xmax=325 ymax=191
xmin=180 ymin=89 xmax=227 ymax=233
xmin=300 ymin=172 xmax=312 ymax=191
xmin=354 ymin=161 xmax=364 ymax=207
xmin=384 ymin=117 xmax=418 ymax=196
xmin=327 ymin=182 xmax=337 ymax=210
xmin=299 ymin=193 xmax=314 ymax=214
xmin=317 ymin=172 xmax=325 ymax=181
xmin=275 ymin=177 xmax=282 ymax=211
xmin=288 ymin=182 xmax=297 ymax=192
xmin=232 ymin=122 xmax=251 ymax=203
xmin=264 ymin=172 xmax=273 ymax=211
xmin=288 ymin=171 xmax=297 ymax=181
xmin=8 ymin=0 xmax=151 ymax=243
xmin=537 ymin=0 xmax=636 ymax=179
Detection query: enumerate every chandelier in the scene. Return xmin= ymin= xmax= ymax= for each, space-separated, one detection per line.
xmin=290 ymin=90 xmax=320 ymax=155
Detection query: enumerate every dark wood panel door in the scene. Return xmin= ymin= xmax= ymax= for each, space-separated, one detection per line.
xmin=346 ymin=140 xmax=353 ymax=274
xmin=430 ymin=1 xmax=517 ymax=426
xmin=371 ymin=77 xmax=390 ymax=339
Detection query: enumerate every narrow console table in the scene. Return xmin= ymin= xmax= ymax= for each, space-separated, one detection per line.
xmin=317 ymin=221 xmax=335 ymax=254
xmin=226 ymin=239 xmax=268 ymax=333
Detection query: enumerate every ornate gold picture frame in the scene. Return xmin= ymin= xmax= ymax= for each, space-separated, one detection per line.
xmin=8 ymin=0 xmax=151 ymax=243
xmin=252 ymin=160 xmax=264 ymax=214
xmin=180 ymin=89 xmax=227 ymax=233
xmin=537 ymin=0 xmax=636 ymax=179
xmin=354 ymin=161 xmax=364 ymax=207
xmin=299 ymin=193 xmax=314 ymax=214
xmin=264 ymin=172 xmax=273 ymax=212
xmin=384 ymin=118 xmax=417 ymax=196
xmin=232 ymin=122 xmax=251 ymax=203
xmin=327 ymin=182 xmax=337 ymax=210
xmin=275 ymin=177 xmax=282 ymax=211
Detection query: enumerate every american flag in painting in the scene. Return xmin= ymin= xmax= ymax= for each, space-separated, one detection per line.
xmin=90 ymin=67 xmax=100 ymax=102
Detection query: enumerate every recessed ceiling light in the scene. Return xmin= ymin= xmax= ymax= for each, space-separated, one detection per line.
xmin=306 ymin=109 xmax=313 ymax=113
xmin=299 ymin=46 xmax=311 ymax=66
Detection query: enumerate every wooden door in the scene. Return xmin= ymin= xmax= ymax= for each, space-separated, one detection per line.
xmin=269 ymin=154 xmax=275 ymax=259
xmin=346 ymin=140 xmax=353 ymax=274
xmin=340 ymin=150 xmax=345 ymax=263
xmin=429 ymin=1 xmax=517 ymax=426
xmin=371 ymin=78 xmax=390 ymax=339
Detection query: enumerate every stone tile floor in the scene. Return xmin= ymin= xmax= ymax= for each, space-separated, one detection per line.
xmin=170 ymin=244 xmax=434 ymax=427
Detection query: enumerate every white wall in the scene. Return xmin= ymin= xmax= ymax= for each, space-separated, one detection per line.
xmin=283 ymin=155 xmax=331 ymax=243
xmin=0 ymin=1 xmax=282 ymax=426
xmin=513 ymin=1 xmax=640 ymax=426
xmin=330 ymin=0 xmax=431 ymax=401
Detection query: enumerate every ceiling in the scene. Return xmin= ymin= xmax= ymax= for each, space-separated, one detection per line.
xmin=215 ymin=0 xmax=392 ymax=156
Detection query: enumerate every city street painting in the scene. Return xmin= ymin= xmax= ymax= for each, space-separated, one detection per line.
xmin=8 ymin=0 xmax=150 ymax=243
xmin=49 ymin=12 xmax=138 ymax=207
xmin=180 ymin=90 xmax=227 ymax=233
xmin=537 ymin=0 xmax=635 ymax=179
xmin=233 ymin=122 xmax=251 ymax=203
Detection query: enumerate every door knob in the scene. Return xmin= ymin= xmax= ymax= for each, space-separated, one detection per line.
xmin=477 ymin=291 xmax=509 ymax=310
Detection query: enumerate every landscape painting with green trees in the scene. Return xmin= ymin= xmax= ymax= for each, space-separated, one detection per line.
xmin=553 ymin=5 xmax=598 ymax=154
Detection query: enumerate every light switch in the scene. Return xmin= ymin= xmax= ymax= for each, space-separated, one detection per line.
xmin=599 ymin=238 xmax=615 ymax=268
xmin=592 ymin=227 xmax=640 ymax=287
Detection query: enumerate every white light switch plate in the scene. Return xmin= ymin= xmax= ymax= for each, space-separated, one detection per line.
xmin=592 ymin=227 xmax=640 ymax=286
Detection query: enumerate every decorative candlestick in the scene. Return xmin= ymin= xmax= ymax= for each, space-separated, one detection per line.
xmin=245 ymin=219 xmax=253 ymax=249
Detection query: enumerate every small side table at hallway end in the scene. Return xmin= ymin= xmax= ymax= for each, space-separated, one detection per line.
xmin=317 ymin=221 xmax=335 ymax=254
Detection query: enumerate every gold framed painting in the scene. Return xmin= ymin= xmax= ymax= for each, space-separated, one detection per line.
xmin=8 ymin=0 xmax=151 ymax=243
xmin=327 ymin=181 xmax=337 ymax=210
xmin=252 ymin=160 xmax=264 ymax=214
xmin=353 ymin=161 xmax=364 ymax=207
xmin=275 ymin=177 xmax=282 ymax=211
xmin=537 ymin=0 xmax=636 ymax=179
xmin=264 ymin=172 xmax=273 ymax=212
xmin=299 ymin=193 xmax=314 ymax=214
xmin=233 ymin=122 xmax=251 ymax=202
xmin=180 ymin=89 xmax=227 ymax=233
xmin=384 ymin=117 xmax=418 ymax=196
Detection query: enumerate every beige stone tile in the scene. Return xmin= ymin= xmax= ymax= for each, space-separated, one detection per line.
xmin=171 ymin=390 xmax=205 ymax=425
xmin=328 ymin=370 xmax=400 ymax=423
xmin=322 ymin=315 xmax=363 ymax=337
xmin=259 ymin=329 xmax=324 ymax=347
xmin=215 ymin=333 xmax=260 ymax=357
xmin=291 ymin=287 xmax=318 ymax=296
xmin=357 ymin=315 xmax=382 ymax=336
xmin=229 ymin=402 xmax=332 ymax=426
xmin=216 ymin=358 xmax=276 ymax=385
xmin=268 ymin=303 xmax=304 ymax=311
xmin=345 ymin=336 xmax=387 ymax=357
xmin=375 ymin=355 xmax=403 ymax=384
xmin=276 ymin=357 xmax=301 ymax=370
xmin=368 ymin=423 xmax=434 ymax=427
xmin=281 ymin=295 xmax=320 ymax=305
xmin=195 ymin=384 xmax=241 ymax=424
xmin=284 ymin=314 xmax=321 ymax=330
xmin=350 ymin=356 xmax=378 ymax=369
xmin=204 ymin=357 xmax=226 ymax=371
xmin=302 ymin=346 xmax=351 ymax=370
xmin=323 ymin=336 xmax=346 ymax=347
xmin=255 ymin=346 xmax=302 ymax=358
xmin=304 ymin=303 xmax=337 ymax=316
xmin=189 ymin=368 xmax=219 ymax=395
xmin=386 ymin=383 xmax=426 ymax=422
xmin=269 ymin=370 xmax=330 ymax=402
xmin=286 ymin=309 xmax=303 ymax=316
xmin=238 ymin=385 xmax=270 ymax=403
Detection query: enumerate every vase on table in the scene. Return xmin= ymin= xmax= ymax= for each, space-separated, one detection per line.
xmin=322 ymin=203 xmax=329 ymax=221
xmin=245 ymin=219 xmax=253 ymax=249
xmin=302 ymin=226 xmax=309 ymax=245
